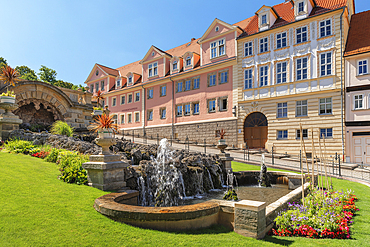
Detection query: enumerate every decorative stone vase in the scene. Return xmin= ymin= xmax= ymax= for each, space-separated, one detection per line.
xmin=98 ymin=129 xmax=113 ymax=139
xmin=218 ymin=139 xmax=226 ymax=145
xmin=217 ymin=139 xmax=227 ymax=154
xmin=0 ymin=96 xmax=16 ymax=104
xmin=93 ymin=109 xmax=103 ymax=115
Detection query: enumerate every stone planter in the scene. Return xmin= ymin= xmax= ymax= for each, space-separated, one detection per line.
xmin=218 ymin=139 xmax=226 ymax=145
xmin=0 ymin=96 xmax=16 ymax=104
xmin=98 ymin=129 xmax=113 ymax=139
xmin=93 ymin=109 xmax=103 ymax=115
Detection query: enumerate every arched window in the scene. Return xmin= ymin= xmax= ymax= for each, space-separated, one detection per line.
xmin=186 ymin=56 xmax=191 ymax=67
xmin=173 ymin=60 xmax=178 ymax=70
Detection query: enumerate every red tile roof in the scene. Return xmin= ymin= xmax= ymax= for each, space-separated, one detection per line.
xmin=236 ymin=0 xmax=347 ymax=38
xmin=96 ymin=63 xmax=119 ymax=76
xmin=344 ymin=10 xmax=370 ymax=57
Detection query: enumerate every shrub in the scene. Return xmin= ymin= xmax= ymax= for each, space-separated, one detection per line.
xmin=3 ymin=139 xmax=35 ymax=154
xmin=45 ymin=148 xmax=62 ymax=163
xmin=50 ymin=121 xmax=74 ymax=137
xmin=56 ymin=150 xmax=89 ymax=185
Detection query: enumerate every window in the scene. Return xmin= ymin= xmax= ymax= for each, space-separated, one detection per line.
xmin=160 ymin=108 xmax=166 ymax=119
xmin=244 ymin=69 xmax=253 ymax=89
xmin=127 ymin=113 xmax=132 ymax=123
xmin=90 ymin=84 xmax=94 ymax=93
xmin=135 ymin=92 xmax=140 ymax=102
xmin=147 ymin=88 xmax=153 ymax=99
xmin=101 ymin=99 xmax=105 ymax=107
xmin=135 ymin=112 xmax=140 ymax=122
xmin=193 ymin=102 xmax=199 ymax=114
xmin=193 ymin=77 xmax=200 ymax=90
xmin=260 ymin=37 xmax=268 ymax=53
xmin=147 ymin=109 xmax=153 ymax=121
xmin=276 ymin=32 xmax=287 ymax=49
xmin=296 ymin=129 xmax=308 ymax=139
xmin=177 ymin=81 xmax=183 ymax=93
xmin=277 ymin=130 xmax=288 ymax=139
xmin=208 ymin=99 xmax=216 ymax=113
xmin=354 ymin=95 xmax=364 ymax=109
xmin=296 ymin=27 xmax=307 ymax=44
xmin=219 ymin=71 xmax=228 ymax=84
xmin=96 ymin=70 xmax=99 ymax=76
xmin=186 ymin=57 xmax=191 ymax=67
xmin=128 ymin=94 xmax=133 ymax=103
xmin=160 ymin=85 xmax=166 ymax=96
xmin=358 ymin=60 xmax=368 ymax=75
xmin=219 ymin=97 xmax=228 ymax=111
xmin=320 ymin=19 xmax=331 ymax=38
xmin=298 ymin=2 xmax=304 ymax=13
xmin=95 ymin=82 xmax=99 ymax=92
xmin=101 ymin=81 xmax=105 ymax=91
xmin=112 ymin=115 xmax=118 ymax=124
xmin=261 ymin=15 xmax=267 ymax=25
xmin=296 ymin=57 xmax=308 ymax=80
xmin=277 ymin=102 xmax=287 ymax=118
xmin=148 ymin=62 xmax=158 ymax=77
xmin=210 ymin=39 xmax=225 ymax=58
xmin=176 ymin=105 xmax=183 ymax=117
xmin=112 ymin=97 xmax=116 ymax=107
xmin=185 ymin=80 xmax=191 ymax=91
xmin=244 ymin=41 xmax=253 ymax=57
xmin=128 ymin=76 xmax=133 ymax=85
xmin=184 ymin=104 xmax=191 ymax=116
xmin=320 ymin=128 xmax=333 ymax=138
xmin=120 ymin=115 xmax=125 ymax=124
xmin=296 ymin=100 xmax=308 ymax=117
xmin=276 ymin=61 xmax=287 ymax=84
xmin=208 ymin=73 xmax=216 ymax=87
xmin=320 ymin=52 xmax=332 ymax=76
xmin=260 ymin=65 xmax=268 ymax=87
xmin=173 ymin=61 xmax=178 ymax=70
xmin=121 ymin=95 xmax=125 ymax=105
xmin=319 ymin=98 xmax=332 ymax=114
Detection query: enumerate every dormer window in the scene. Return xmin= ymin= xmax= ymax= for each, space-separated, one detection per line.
xmin=116 ymin=80 xmax=121 ymax=88
xmin=261 ymin=15 xmax=267 ymax=25
xmin=148 ymin=62 xmax=158 ymax=77
xmin=128 ymin=76 xmax=132 ymax=85
xmin=211 ymin=38 xmax=225 ymax=59
xmin=173 ymin=61 xmax=178 ymax=70
xmin=294 ymin=0 xmax=313 ymax=20
xmin=186 ymin=56 xmax=191 ymax=67
xmin=298 ymin=2 xmax=304 ymax=13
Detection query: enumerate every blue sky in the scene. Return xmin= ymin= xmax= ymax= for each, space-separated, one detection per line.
xmin=1 ymin=0 xmax=369 ymax=85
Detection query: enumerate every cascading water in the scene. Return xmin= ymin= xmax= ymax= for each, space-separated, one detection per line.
xmin=138 ymin=138 xmax=186 ymax=207
xmin=206 ymin=169 xmax=215 ymax=190
xmin=259 ymin=153 xmax=271 ymax=187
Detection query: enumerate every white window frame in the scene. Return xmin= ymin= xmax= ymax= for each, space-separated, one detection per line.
xmin=208 ymin=74 xmax=216 ymax=87
xmin=193 ymin=102 xmax=200 ymax=115
xmin=276 ymin=32 xmax=287 ymax=49
xmin=259 ymin=37 xmax=268 ymax=53
xmin=210 ymin=38 xmax=225 ymax=59
xmin=220 ymin=71 xmax=228 ymax=84
xmin=116 ymin=79 xmax=121 ymax=88
xmin=358 ymin=59 xmax=368 ymax=76
xmin=296 ymin=129 xmax=308 ymax=139
xmin=277 ymin=102 xmax=288 ymax=118
xmin=127 ymin=76 xmax=133 ymax=85
xmin=120 ymin=114 xmax=125 ymax=125
xmin=296 ymin=57 xmax=308 ymax=81
xmin=320 ymin=128 xmax=333 ymax=139
xmin=177 ymin=81 xmax=183 ymax=93
xmin=185 ymin=80 xmax=191 ymax=91
xmin=219 ymin=97 xmax=228 ymax=112
xmin=296 ymin=26 xmax=308 ymax=44
xmin=276 ymin=61 xmax=287 ymax=84
xmin=277 ymin=130 xmax=288 ymax=140
xmin=101 ymin=81 xmax=105 ymax=91
xmin=173 ymin=60 xmax=178 ymax=71
xmin=184 ymin=103 xmax=191 ymax=116
xmin=319 ymin=19 xmax=332 ymax=38
xmin=112 ymin=114 xmax=118 ymax=124
xmin=112 ymin=97 xmax=116 ymax=107
xmin=193 ymin=77 xmax=200 ymax=90
xmin=296 ymin=100 xmax=308 ymax=117
xmin=120 ymin=95 xmax=125 ymax=105
xmin=208 ymin=99 xmax=216 ymax=113
xmin=134 ymin=91 xmax=140 ymax=102
xmin=259 ymin=65 xmax=268 ymax=87
xmin=147 ymin=109 xmax=153 ymax=121
xmin=160 ymin=107 xmax=166 ymax=119
xmin=185 ymin=56 xmax=192 ymax=67
xmin=320 ymin=51 xmax=332 ymax=77
xmin=127 ymin=113 xmax=132 ymax=123
xmin=354 ymin=94 xmax=364 ymax=110
xmin=298 ymin=2 xmax=304 ymax=13
xmin=319 ymin=97 xmax=332 ymax=115
xmin=160 ymin=85 xmax=166 ymax=96
xmin=95 ymin=82 xmax=99 ymax=92
xmin=261 ymin=14 xmax=267 ymax=25
xmin=244 ymin=41 xmax=253 ymax=57
xmin=244 ymin=69 xmax=253 ymax=89
xmin=176 ymin=105 xmax=183 ymax=117
xmin=148 ymin=62 xmax=158 ymax=77
xmin=90 ymin=84 xmax=94 ymax=93
xmin=134 ymin=111 xmax=140 ymax=122
xmin=147 ymin=88 xmax=153 ymax=99
xmin=127 ymin=93 xmax=133 ymax=104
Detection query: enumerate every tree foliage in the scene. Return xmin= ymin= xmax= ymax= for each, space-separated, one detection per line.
xmin=0 ymin=57 xmax=7 ymax=68
xmin=15 ymin=65 xmax=38 ymax=81
xmin=38 ymin=65 xmax=57 ymax=85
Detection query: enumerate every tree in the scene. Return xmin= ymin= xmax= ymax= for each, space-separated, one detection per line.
xmin=15 ymin=65 xmax=38 ymax=81
xmin=0 ymin=65 xmax=21 ymax=92
xmin=54 ymin=80 xmax=74 ymax=89
xmin=38 ymin=65 xmax=57 ymax=85
xmin=0 ymin=57 xmax=7 ymax=68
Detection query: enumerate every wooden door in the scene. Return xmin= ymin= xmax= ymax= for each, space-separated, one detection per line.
xmin=244 ymin=112 xmax=268 ymax=149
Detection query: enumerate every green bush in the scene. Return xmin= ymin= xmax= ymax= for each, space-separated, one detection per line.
xmin=56 ymin=150 xmax=89 ymax=185
xmin=3 ymin=139 xmax=35 ymax=154
xmin=44 ymin=148 xmax=61 ymax=163
xmin=50 ymin=121 xmax=74 ymax=137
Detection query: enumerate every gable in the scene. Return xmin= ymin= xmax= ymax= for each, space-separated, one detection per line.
xmin=85 ymin=64 xmax=108 ymax=83
xmin=198 ymin=18 xmax=242 ymax=44
xmin=140 ymin=45 xmax=172 ymax=64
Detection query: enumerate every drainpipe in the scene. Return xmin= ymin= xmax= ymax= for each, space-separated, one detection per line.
xmin=141 ymin=85 xmax=145 ymax=136
xmin=170 ymin=77 xmax=175 ymax=139
xmin=340 ymin=7 xmax=345 ymax=162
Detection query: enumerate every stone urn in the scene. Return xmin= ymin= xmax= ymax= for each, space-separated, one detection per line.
xmin=0 ymin=102 xmax=22 ymax=141
xmin=0 ymin=96 xmax=16 ymax=104
xmin=217 ymin=139 xmax=227 ymax=153
xmin=93 ymin=109 xmax=103 ymax=116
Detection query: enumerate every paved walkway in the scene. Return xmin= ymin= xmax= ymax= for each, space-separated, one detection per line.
xmin=116 ymin=134 xmax=370 ymax=185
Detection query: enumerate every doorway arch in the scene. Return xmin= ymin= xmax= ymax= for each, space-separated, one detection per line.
xmin=244 ymin=112 xmax=268 ymax=149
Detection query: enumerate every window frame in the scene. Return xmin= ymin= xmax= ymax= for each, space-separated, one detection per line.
xmin=172 ymin=60 xmax=178 ymax=71
xmin=148 ymin=62 xmax=158 ymax=78
xmin=208 ymin=73 xmax=217 ymax=87
xmin=259 ymin=37 xmax=268 ymax=53
xmin=319 ymin=97 xmax=332 ymax=115
xmin=120 ymin=95 xmax=126 ymax=105
xmin=127 ymin=113 xmax=132 ymax=123
xmin=112 ymin=97 xmax=117 ymax=107
xmin=210 ymin=38 xmax=226 ymax=59
xmin=296 ymin=57 xmax=308 ymax=81
xmin=176 ymin=104 xmax=183 ymax=117
xmin=277 ymin=130 xmax=288 ymax=140
xmin=277 ymin=102 xmax=288 ymax=118
xmin=320 ymin=51 xmax=332 ymax=77
xmin=95 ymin=82 xmax=99 ymax=92
xmin=134 ymin=91 xmax=140 ymax=102
xmin=296 ymin=26 xmax=308 ymax=44
xmin=296 ymin=129 xmax=308 ymax=139
xmin=160 ymin=85 xmax=167 ymax=97
xmin=208 ymin=99 xmax=216 ymax=113
xmin=116 ymin=79 xmax=121 ymax=88
xmin=219 ymin=70 xmax=229 ymax=84
xmin=320 ymin=128 xmax=333 ymax=139
xmin=127 ymin=76 xmax=133 ymax=85
xmin=160 ymin=107 xmax=166 ymax=119
xmin=244 ymin=68 xmax=253 ymax=89
xmin=193 ymin=77 xmax=200 ymax=90
xmin=120 ymin=114 xmax=125 ymax=125
xmin=101 ymin=80 xmax=105 ymax=91
xmin=134 ymin=111 xmax=140 ymax=123
xmin=147 ymin=109 xmax=153 ymax=121
xmin=147 ymin=88 xmax=153 ymax=99
xmin=358 ymin=59 xmax=368 ymax=76
xmin=259 ymin=65 xmax=268 ymax=87
xmin=296 ymin=100 xmax=308 ymax=117
xmin=185 ymin=80 xmax=191 ymax=91
xmin=219 ymin=96 xmax=228 ymax=112
xmin=244 ymin=41 xmax=253 ymax=57
xmin=127 ymin=93 xmax=133 ymax=104
xmin=276 ymin=32 xmax=287 ymax=49
xmin=184 ymin=103 xmax=191 ymax=116
xmin=354 ymin=94 xmax=364 ymax=110
xmin=319 ymin=19 xmax=332 ymax=38
xmin=276 ymin=61 xmax=287 ymax=84
xmin=185 ymin=56 xmax=192 ymax=67
xmin=90 ymin=84 xmax=94 ymax=93
xmin=193 ymin=102 xmax=200 ymax=115
xmin=176 ymin=81 xmax=184 ymax=93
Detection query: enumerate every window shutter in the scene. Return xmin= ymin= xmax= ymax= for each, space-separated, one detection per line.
xmin=218 ymin=72 xmax=221 ymax=84
xmin=175 ymin=82 xmax=178 ymax=93
xmin=207 ymin=75 xmax=210 ymax=87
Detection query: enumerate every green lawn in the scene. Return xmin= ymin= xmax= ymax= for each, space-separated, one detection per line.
xmin=1 ymin=152 xmax=369 ymax=246
xmin=232 ymin=161 xmax=299 ymax=173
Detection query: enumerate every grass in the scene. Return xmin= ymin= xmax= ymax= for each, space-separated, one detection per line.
xmin=232 ymin=161 xmax=299 ymax=173
xmin=1 ymin=152 xmax=370 ymax=246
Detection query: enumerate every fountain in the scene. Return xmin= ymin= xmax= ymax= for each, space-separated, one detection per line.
xmin=259 ymin=154 xmax=271 ymax=187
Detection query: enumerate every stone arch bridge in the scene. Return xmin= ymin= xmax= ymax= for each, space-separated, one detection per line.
xmin=0 ymin=81 xmax=93 ymax=130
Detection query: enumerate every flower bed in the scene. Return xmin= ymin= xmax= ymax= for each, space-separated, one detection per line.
xmin=269 ymin=188 xmax=359 ymax=239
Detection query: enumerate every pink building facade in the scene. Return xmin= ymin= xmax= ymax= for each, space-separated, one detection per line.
xmin=84 ymin=19 xmax=242 ymax=145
